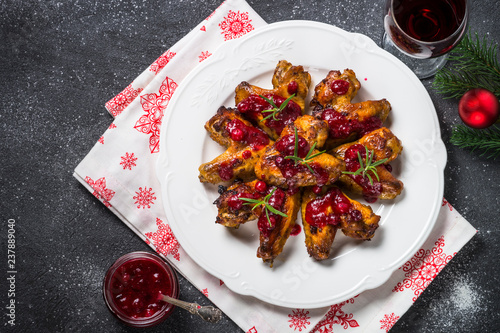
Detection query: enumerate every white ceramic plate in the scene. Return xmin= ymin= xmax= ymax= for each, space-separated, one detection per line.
xmin=157 ymin=21 xmax=447 ymax=309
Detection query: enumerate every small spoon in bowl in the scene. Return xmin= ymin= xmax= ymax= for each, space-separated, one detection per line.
xmin=159 ymin=294 xmax=222 ymax=323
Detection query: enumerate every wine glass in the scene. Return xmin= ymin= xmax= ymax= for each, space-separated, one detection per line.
xmin=382 ymin=0 xmax=469 ymax=79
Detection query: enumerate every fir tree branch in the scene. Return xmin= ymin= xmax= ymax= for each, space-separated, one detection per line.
xmin=433 ymin=32 xmax=500 ymax=99
xmin=450 ymin=125 xmax=500 ymax=159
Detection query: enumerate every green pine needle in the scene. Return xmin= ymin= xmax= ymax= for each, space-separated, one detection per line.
xmin=433 ymin=32 xmax=500 ymax=99
xmin=450 ymin=125 xmax=500 ymax=159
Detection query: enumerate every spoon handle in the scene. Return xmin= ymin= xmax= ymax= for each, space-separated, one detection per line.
xmin=160 ymin=295 xmax=222 ymax=323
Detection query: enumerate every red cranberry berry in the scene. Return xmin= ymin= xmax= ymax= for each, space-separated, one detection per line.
xmin=290 ymin=223 xmax=301 ymax=236
xmin=350 ymin=209 xmax=362 ymax=221
xmin=255 ymin=181 xmax=267 ymax=193
xmin=230 ymin=128 xmax=244 ymax=141
xmin=331 ymin=79 xmax=350 ymax=95
xmin=287 ymin=81 xmax=298 ymax=95
xmin=242 ymin=150 xmax=252 ymax=159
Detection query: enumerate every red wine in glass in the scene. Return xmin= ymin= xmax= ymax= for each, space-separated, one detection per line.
xmin=383 ymin=0 xmax=468 ymax=78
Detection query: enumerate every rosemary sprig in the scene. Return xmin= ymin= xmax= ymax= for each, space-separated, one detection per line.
xmin=259 ymin=94 xmax=295 ymax=121
xmin=450 ymin=124 xmax=500 ymax=159
xmin=238 ymin=188 xmax=288 ymax=226
xmin=284 ymin=127 xmax=325 ymax=173
xmin=342 ymin=146 xmax=388 ymax=185
xmin=433 ymin=32 xmax=500 ymax=99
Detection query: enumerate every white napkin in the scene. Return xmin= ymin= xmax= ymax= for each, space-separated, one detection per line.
xmin=74 ymin=0 xmax=476 ymax=331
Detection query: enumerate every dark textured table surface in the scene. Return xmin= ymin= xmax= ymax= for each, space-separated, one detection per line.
xmin=1 ymin=0 xmax=499 ymax=332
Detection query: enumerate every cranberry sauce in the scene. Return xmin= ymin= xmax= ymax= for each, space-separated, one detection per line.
xmin=226 ymin=181 xmax=267 ymax=211
xmin=225 ymin=119 xmax=269 ymax=150
xmin=103 ymin=252 xmax=179 ymax=328
xmin=257 ymin=187 xmax=287 ymax=238
xmin=290 ymin=223 xmax=302 ymax=236
xmin=274 ymin=133 xmax=328 ymax=185
xmin=305 ymin=187 xmax=362 ymax=229
xmin=227 ymin=192 xmax=261 ymax=210
xmin=218 ymin=158 xmax=240 ymax=181
xmin=321 ymin=109 xmax=383 ymax=140
xmin=237 ymin=94 xmax=301 ymax=134
xmin=344 ymin=144 xmax=382 ymax=203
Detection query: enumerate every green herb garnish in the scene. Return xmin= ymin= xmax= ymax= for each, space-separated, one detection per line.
xmin=284 ymin=126 xmax=325 ymax=174
xmin=259 ymin=94 xmax=295 ymax=121
xmin=238 ymin=188 xmax=288 ymax=226
xmin=342 ymin=146 xmax=388 ymax=185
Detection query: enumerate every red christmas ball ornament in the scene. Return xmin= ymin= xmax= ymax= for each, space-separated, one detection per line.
xmin=458 ymin=88 xmax=499 ymax=129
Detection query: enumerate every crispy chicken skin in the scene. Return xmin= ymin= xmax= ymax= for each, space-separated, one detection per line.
xmin=336 ymin=165 xmax=404 ymax=200
xmin=287 ymin=114 xmax=329 ymax=149
xmin=254 ymin=116 xmax=344 ymax=188
xmin=198 ymin=107 xmax=272 ymax=184
xmin=214 ymin=180 xmax=263 ymax=228
xmin=234 ymin=60 xmax=311 ymax=139
xmin=332 ymin=127 xmax=403 ymax=163
xmin=339 ymin=198 xmax=381 ymax=240
xmin=257 ymin=189 xmax=301 ymax=266
xmin=332 ymin=128 xmax=404 ymax=200
xmin=310 ymin=69 xmax=361 ymax=110
xmin=203 ymin=106 xmax=243 ymax=148
xmin=301 ymin=186 xmax=380 ymax=260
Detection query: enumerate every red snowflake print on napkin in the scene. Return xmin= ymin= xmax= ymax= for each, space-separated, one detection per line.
xmin=442 ymin=198 xmax=453 ymax=211
xmin=84 ymin=176 xmax=115 ymax=208
xmin=120 ymin=152 xmax=137 ymax=170
xmin=105 ymin=84 xmax=143 ymax=117
xmin=145 ymin=218 xmax=180 ymax=261
xmin=133 ymin=186 xmax=156 ymax=209
xmin=380 ymin=313 xmax=400 ymax=332
xmin=202 ymin=288 xmax=209 ymax=297
xmin=246 ymin=327 xmax=257 ymax=333
xmin=218 ymin=10 xmax=254 ymax=41
xmin=198 ymin=51 xmax=212 ymax=62
xmin=311 ymin=297 xmax=359 ymax=332
xmin=288 ymin=309 xmax=311 ymax=332
xmin=392 ymin=236 xmax=454 ymax=302
xmin=134 ymin=76 xmax=177 ymax=153
xmin=149 ymin=50 xmax=176 ymax=75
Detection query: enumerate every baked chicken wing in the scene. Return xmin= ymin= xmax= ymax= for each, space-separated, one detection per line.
xmin=256 ymin=186 xmax=301 ymax=266
xmin=198 ymin=107 xmax=272 ymax=184
xmin=301 ymin=186 xmax=380 ymax=260
xmin=234 ymin=60 xmax=312 ymax=139
xmin=332 ymin=128 xmax=404 ymax=202
xmin=214 ymin=180 xmax=263 ymax=228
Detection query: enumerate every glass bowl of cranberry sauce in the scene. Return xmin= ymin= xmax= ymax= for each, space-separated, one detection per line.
xmin=103 ymin=251 xmax=179 ymax=328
